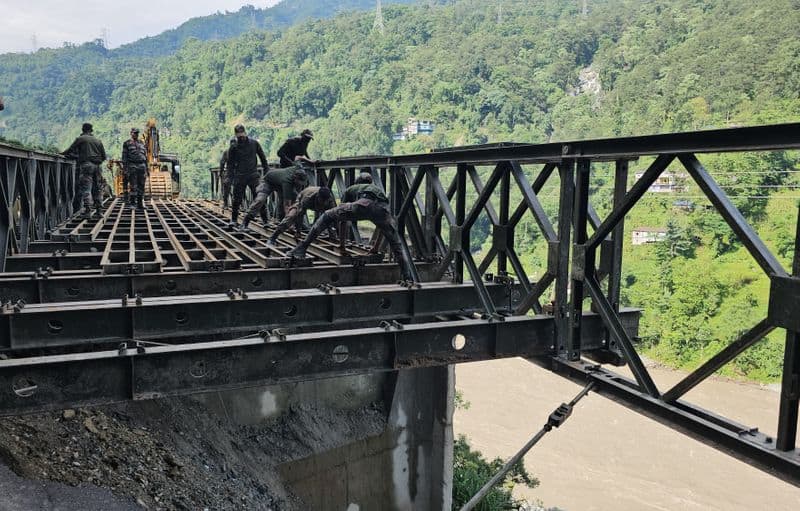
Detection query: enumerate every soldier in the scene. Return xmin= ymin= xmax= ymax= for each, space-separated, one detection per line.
xmin=219 ymin=148 xmax=232 ymax=210
xmin=121 ymin=128 xmax=148 ymax=208
xmin=228 ymin=124 xmax=269 ymax=228
xmin=240 ymin=166 xmax=309 ymax=231
xmin=62 ymin=122 xmax=107 ymax=219
xmin=287 ymin=173 xmax=417 ymax=281
xmin=266 ymin=186 xmax=336 ymax=246
xmin=276 ymin=129 xmax=314 ymax=168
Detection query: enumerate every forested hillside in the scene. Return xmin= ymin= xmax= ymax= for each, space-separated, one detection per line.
xmin=1 ymin=0 xmax=799 ymax=380
xmin=114 ymin=0 xmax=419 ymax=58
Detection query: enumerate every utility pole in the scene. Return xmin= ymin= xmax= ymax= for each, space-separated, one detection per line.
xmin=30 ymin=34 xmax=37 ymax=53
xmin=373 ymin=0 xmax=385 ymax=34
xmin=100 ymin=28 xmax=110 ymax=49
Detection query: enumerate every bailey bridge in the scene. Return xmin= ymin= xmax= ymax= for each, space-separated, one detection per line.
xmin=1 ymin=123 xmax=799 ymax=508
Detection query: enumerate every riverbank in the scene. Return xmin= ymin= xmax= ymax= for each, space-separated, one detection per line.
xmin=454 ymin=358 xmax=800 ymax=511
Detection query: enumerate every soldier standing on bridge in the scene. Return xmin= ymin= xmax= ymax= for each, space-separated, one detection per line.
xmin=62 ymin=122 xmax=107 ymax=219
xmin=240 ymin=166 xmax=309 ymax=231
xmin=266 ymin=186 xmax=336 ymax=246
xmin=276 ymin=129 xmax=314 ymax=168
xmin=287 ymin=173 xmax=417 ymax=282
xmin=121 ymin=128 xmax=148 ymax=210
xmin=219 ymin=148 xmax=232 ymax=210
xmin=227 ymin=124 xmax=269 ymax=228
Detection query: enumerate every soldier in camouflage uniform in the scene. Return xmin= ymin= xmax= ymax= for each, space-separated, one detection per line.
xmin=266 ymin=186 xmax=336 ymax=245
xmin=121 ymin=127 xmax=148 ymax=210
xmin=62 ymin=123 xmax=107 ymax=219
xmin=241 ymin=166 xmax=309 ymax=231
xmin=287 ymin=173 xmax=417 ymax=281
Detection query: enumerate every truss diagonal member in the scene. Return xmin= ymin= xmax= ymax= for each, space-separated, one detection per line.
xmin=462 ymin=250 xmax=497 ymax=314
xmin=434 ymin=172 xmax=457 ymax=223
xmin=463 ymin=162 xmax=505 ymax=231
xmin=509 ymin=161 xmax=557 ymax=241
xmin=477 ymin=246 xmax=498 ymax=275
xmin=427 ymin=167 xmax=455 ymax=225
xmin=662 ymin=319 xmax=775 ymax=403
xmin=396 ymin=166 xmax=425 ymax=236
xmin=506 ymin=247 xmax=533 ymax=296
xmin=679 ymin=153 xmax=787 ymax=278
xmin=509 ymin=162 xmax=555 ymax=229
xmin=585 ymin=275 xmax=660 ymax=397
xmin=431 ymin=248 xmax=455 ymax=281
xmin=586 ymin=154 xmax=675 ymax=251
xmin=514 ymin=272 xmax=553 ymax=316
xmin=466 ymin=164 xmax=500 ymax=224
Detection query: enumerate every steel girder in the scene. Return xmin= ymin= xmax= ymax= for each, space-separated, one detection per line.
xmin=0 ymin=262 xmax=437 ymax=304
xmin=0 ymin=312 xmax=639 ymax=417
xmin=0 ymin=283 xmax=528 ymax=350
xmin=538 ymin=357 xmax=800 ymax=488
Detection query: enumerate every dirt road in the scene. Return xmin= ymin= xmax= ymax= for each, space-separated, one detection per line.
xmin=454 ymin=358 xmax=800 ymax=511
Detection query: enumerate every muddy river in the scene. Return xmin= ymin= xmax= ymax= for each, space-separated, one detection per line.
xmin=454 ymin=358 xmax=800 ymax=511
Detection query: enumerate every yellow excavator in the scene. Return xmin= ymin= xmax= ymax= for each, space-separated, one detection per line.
xmin=107 ymin=119 xmax=181 ymax=199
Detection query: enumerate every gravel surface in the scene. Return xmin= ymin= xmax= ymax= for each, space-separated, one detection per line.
xmin=0 ymin=397 xmax=386 ymax=510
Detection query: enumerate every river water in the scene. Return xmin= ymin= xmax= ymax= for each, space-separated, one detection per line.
xmin=454 ymin=358 xmax=800 ymax=511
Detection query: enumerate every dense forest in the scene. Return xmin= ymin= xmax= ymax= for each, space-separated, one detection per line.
xmin=1 ymin=0 xmax=799 ymax=381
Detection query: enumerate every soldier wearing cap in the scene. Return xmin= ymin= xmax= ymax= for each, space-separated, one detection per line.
xmin=121 ymin=127 xmax=148 ymax=208
xmin=277 ymin=129 xmax=314 ymax=168
xmin=62 ymin=122 xmax=107 ymax=219
xmin=227 ymin=124 xmax=269 ymax=228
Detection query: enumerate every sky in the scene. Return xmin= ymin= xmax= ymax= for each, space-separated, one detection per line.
xmin=0 ymin=1 xmax=281 ymax=54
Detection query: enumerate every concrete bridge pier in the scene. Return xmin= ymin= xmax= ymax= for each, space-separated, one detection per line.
xmin=194 ymin=366 xmax=456 ymax=511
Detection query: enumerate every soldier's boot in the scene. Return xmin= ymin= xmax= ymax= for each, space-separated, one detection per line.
xmin=260 ymin=209 xmax=269 ymax=225
xmin=287 ymin=218 xmax=329 ymax=259
xmin=228 ymin=211 xmax=239 ymax=230
xmin=122 ymin=192 xmax=129 ymax=205
xmin=80 ymin=208 xmax=92 ymax=220
xmin=136 ymin=196 xmax=145 ymax=211
xmin=239 ymin=215 xmax=254 ymax=232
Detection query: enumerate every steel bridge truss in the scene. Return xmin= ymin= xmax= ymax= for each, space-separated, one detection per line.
xmin=2 ymin=125 xmax=800 ymax=487
xmin=309 ymin=123 xmax=800 ymax=485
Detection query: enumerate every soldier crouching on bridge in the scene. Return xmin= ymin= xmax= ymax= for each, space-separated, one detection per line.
xmin=122 ymin=128 xmax=148 ymax=210
xmin=228 ymin=124 xmax=269 ymax=228
xmin=62 ymin=123 xmax=107 ymax=219
xmin=287 ymin=173 xmax=417 ymax=282
xmin=266 ymin=186 xmax=336 ymax=246
xmin=240 ymin=166 xmax=309 ymax=231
